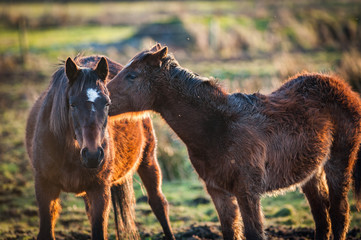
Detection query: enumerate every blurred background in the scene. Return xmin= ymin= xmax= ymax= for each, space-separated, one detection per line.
xmin=1 ymin=0 xmax=361 ymax=239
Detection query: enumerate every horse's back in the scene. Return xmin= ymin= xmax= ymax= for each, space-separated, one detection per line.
xmin=269 ymin=73 xmax=361 ymax=142
xmin=264 ymin=73 xmax=361 ymax=132
xmin=277 ymin=73 xmax=361 ymax=118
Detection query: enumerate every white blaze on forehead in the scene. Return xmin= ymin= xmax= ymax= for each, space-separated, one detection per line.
xmin=87 ymin=88 xmax=100 ymax=103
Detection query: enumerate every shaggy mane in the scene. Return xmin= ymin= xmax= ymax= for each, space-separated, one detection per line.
xmin=162 ymin=55 xmax=228 ymax=112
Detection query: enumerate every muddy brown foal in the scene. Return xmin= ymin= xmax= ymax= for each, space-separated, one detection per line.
xmin=107 ymin=44 xmax=361 ymax=240
xmin=26 ymin=55 xmax=174 ymax=240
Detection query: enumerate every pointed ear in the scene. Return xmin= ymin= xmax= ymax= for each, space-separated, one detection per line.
xmin=65 ymin=57 xmax=79 ymax=85
xmin=95 ymin=57 xmax=108 ymax=82
xmin=150 ymin=43 xmax=162 ymax=52
xmin=146 ymin=47 xmax=168 ymax=67
xmin=156 ymin=46 xmax=168 ymax=59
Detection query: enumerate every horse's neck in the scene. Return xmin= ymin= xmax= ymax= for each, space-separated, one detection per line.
xmin=39 ymin=93 xmax=75 ymax=156
xmin=156 ymin=73 xmax=228 ymax=150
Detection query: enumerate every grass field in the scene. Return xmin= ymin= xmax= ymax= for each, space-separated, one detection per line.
xmin=1 ymin=1 xmax=361 ymax=239
xmin=1 ymin=176 xmax=360 ymax=239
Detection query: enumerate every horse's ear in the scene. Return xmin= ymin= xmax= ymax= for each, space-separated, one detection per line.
xmin=95 ymin=57 xmax=108 ymax=82
xmin=65 ymin=57 xmax=79 ymax=85
xmin=150 ymin=43 xmax=162 ymax=52
xmin=156 ymin=46 xmax=168 ymax=59
xmin=147 ymin=46 xmax=168 ymax=67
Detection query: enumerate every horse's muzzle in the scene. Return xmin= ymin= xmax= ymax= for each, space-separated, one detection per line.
xmin=81 ymin=147 xmax=104 ymax=168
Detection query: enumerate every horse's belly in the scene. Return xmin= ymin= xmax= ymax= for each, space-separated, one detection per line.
xmin=264 ymin=166 xmax=316 ymax=193
xmin=263 ymin=123 xmax=333 ymax=193
xmin=263 ymin=154 xmax=328 ymax=193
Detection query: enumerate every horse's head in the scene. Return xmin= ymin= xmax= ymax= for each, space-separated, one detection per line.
xmin=107 ymin=43 xmax=168 ymax=116
xmin=65 ymin=57 xmax=110 ymax=168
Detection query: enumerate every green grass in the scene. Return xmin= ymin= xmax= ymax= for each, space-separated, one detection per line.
xmin=0 ymin=25 xmax=135 ymax=54
xmin=0 ymin=1 xmax=249 ymax=18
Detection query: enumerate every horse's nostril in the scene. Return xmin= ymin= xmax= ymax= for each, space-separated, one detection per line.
xmin=81 ymin=147 xmax=104 ymax=168
xmin=98 ymin=147 xmax=104 ymax=161
xmin=81 ymin=148 xmax=88 ymax=160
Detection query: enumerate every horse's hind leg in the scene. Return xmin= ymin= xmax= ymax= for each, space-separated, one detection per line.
xmin=206 ymin=185 xmax=242 ymax=240
xmin=137 ymin=149 xmax=175 ymax=240
xmin=35 ymin=176 xmax=61 ymax=240
xmin=83 ymin=194 xmax=91 ymax=222
xmin=301 ymin=170 xmax=331 ymax=240
xmin=325 ymin=140 xmax=358 ymax=240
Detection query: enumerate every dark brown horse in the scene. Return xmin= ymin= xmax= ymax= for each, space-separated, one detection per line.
xmin=25 ymin=55 xmax=175 ymax=240
xmin=107 ymin=44 xmax=361 ymax=240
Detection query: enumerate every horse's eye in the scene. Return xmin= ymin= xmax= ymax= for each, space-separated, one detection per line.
xmin=70 ymin=103 xmax=76 ymax=108
xmin=126 ymin=73 xmax=137 ymax=80
xmin=105 ymin=102 xmax=111 ymax=107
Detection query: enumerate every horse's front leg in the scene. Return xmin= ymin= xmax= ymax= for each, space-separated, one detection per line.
xmin=35 ymin=176 xmax=61 ymax=240
xmin=86 ymin=184 xmax=111 ymax=240
xmin=206 ymin=184 xmax=242 ymax=240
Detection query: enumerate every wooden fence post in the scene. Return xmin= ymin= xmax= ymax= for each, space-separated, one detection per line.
xmin=18 ymin=16 xmax=28 ymax=66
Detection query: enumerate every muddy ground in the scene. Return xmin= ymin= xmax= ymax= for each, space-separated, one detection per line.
xmin=5 ymin=224 xmax=361 ymax=240
xmin=174 ymin=224 xmax=361 ymax=240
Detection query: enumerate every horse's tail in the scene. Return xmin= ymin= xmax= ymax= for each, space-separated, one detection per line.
xmin=354 ymin=149 xmax=361 ymax=211
xmin=111 ymin=174 xmax=140 ymax=240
